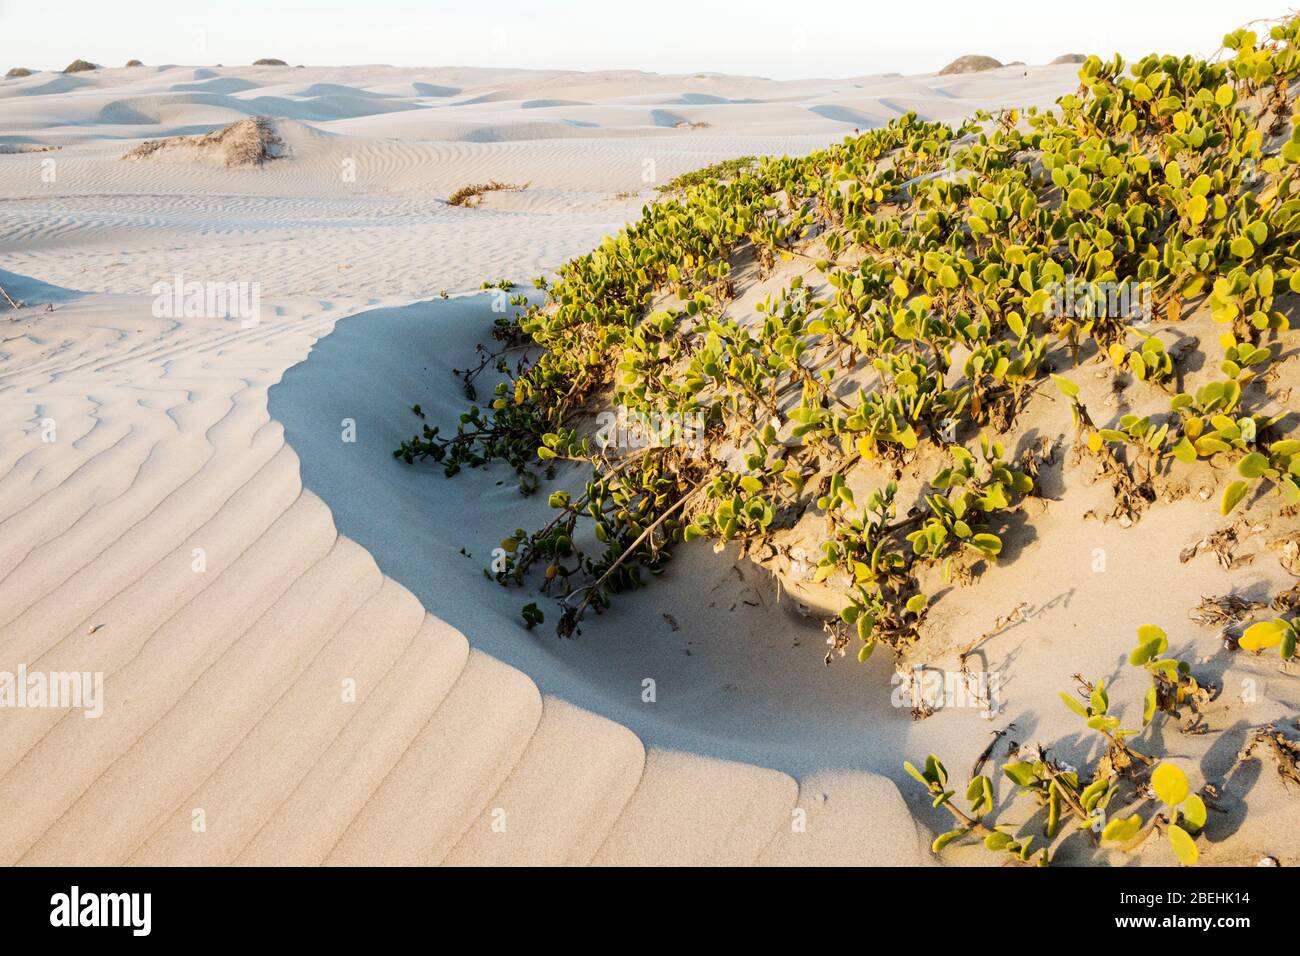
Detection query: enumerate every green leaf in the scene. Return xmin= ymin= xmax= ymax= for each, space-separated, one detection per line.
xmin=1003 ymin=761 xmax=1039 ymax=787
xmin=1137 ymin=623 xmax=1167 ymax=650
xmin=1059 ymin=692 xmax=1088 ymax=718
xmin=931 ymin=829 xmax=967 ymax=854
xmin=903 ymin=761 xmax=929 ymax=787
xmin=1102 ymin=814 xmax=1142 ymax=842
xmin=925 ymin=755 xmax=948 ymax=787
xmin=1238 ymin=452 xmax=1269 ymax=478
xmin=1152 ymin=762 xmax=1190 ymax=807
xmin=1220 ymin=480 xmax=1248 ymax=516
xmin=1087 ymin=714 xmax=1120 ymax=732
xmin=1051 ymin=373 xmax=1079 ymax=398
xmin=1171 ymin=436 xmax=1197 ymax=463
xmin=1081 ymin=778 xmax=1110 ymax=811
xmin=983 ymin=831 xmax=1014 ymax=851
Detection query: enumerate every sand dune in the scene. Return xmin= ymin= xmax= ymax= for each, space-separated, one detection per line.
xmin=2 ymin=59 xmax=1295 ymax=867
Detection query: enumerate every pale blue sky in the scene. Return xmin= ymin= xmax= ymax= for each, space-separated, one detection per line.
xmin=0 ymin=0 xmax=1276 ymax=78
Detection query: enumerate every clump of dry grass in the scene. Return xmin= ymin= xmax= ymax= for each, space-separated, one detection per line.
xmin=447 ymin=180 xmax=529 ymax=207
xmin=125 ymin=59 xmax=144 ymax=67
xmin=0 ymin=144 xmax=58 ymax=155
xmin=5 ymin=67 xmax=34 ymax=78
xmin=63 ymin=59 xmax=98 ymax=74
xmin=124 ymin=116 xmax=284 ymax=168
xmin=253 ymin=58 xmax=287 ymax=66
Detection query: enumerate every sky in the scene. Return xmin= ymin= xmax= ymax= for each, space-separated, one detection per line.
xmin=0 ymin=0 xmax=1284 ymax=78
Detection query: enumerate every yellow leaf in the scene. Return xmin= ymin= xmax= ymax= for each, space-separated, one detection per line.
xmin=1167 ymin=824 xmax=1198 ymax=865
xmin=1137 ymin=623 xmax=1166 ymax=645
xmin=1239 ymin=619 xmax=1286 ymax=651
xmin=1102 ymin=814 xmax=1142 ymax=842
xmin=1152 ymin=762 xmax=1190 ymax=807
xmin=1182 ymin=794 xmax=1207 ymax=832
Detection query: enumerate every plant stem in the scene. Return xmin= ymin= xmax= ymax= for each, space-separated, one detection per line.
xmin=564 ymin=478 xmax=708 ymax=620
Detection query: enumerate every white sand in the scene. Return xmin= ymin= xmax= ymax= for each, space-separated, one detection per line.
xmin=1 ymin=60 xmax=1296 ymax=866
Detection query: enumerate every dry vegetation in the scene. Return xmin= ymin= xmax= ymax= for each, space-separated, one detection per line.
xmin=447 ymin=180 xmax=529 ymax=207
xmin=123 ymin=117 xmax=284 ymax=168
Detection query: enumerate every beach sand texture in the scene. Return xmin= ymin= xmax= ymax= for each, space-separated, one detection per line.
xmin=1 ymin=60 xmax=1297 ymax=865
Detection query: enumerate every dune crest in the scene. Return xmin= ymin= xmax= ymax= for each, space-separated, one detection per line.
xmin=937 ymin=54 xmax=1003 ymax=75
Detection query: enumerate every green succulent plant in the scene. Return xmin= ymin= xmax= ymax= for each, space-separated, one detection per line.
xmin=389 ymin=26 xmax=1300 ymax=875
xmin=391 ymin=16 xmax=1300 ymax=662
xmin=1102 ymin=762 xmax=1206 ymax=865
xmin=520 ymin=601 xmax=544 ymax=629
xmin=1128 ymin=624 xmax=1205 ymax=724
xmin=905 ymin=755 xmax=1049 ymax=864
